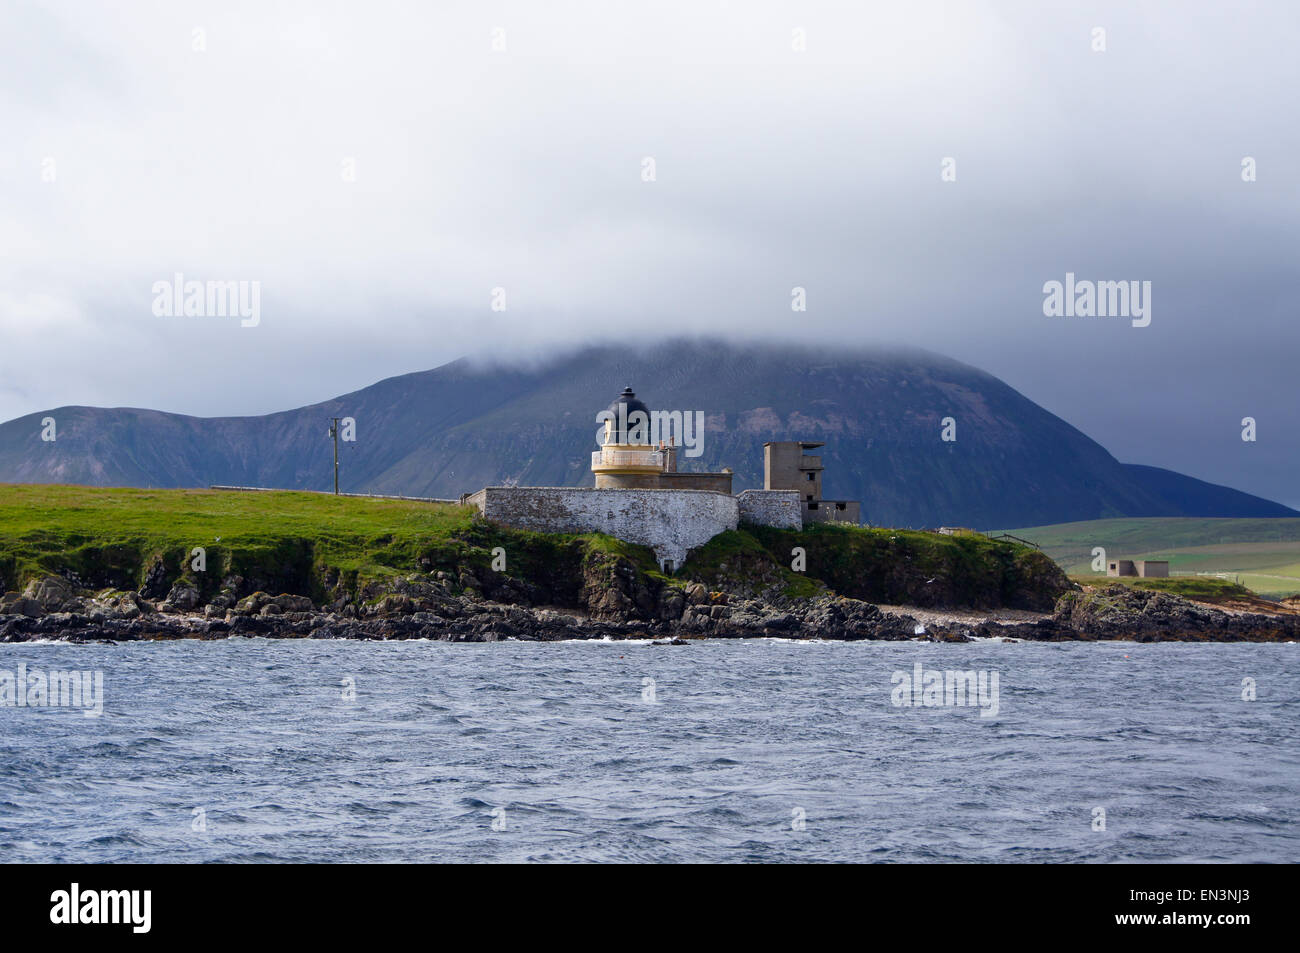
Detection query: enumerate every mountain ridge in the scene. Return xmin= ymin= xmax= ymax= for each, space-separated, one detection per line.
xmin=1 ymin=339 xmax=1292 ymax=527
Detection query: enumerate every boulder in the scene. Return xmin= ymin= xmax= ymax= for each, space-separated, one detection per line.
xmin=685 ymin=583 xmax=709 ymax=605
xmin=138 ymin=557 xmax=171 ymax=600
xmin=1 ymin=594 xmax=45 ymax=617
xmin=657 ymin=587 xmax=686 ymax=621
xmin=163 ymin=582 xmax=202 ymax=611
xmin=234 ymin=592 xmax=271 ymax=615
xmin=24 ymin=575 xmax=78 ymax=611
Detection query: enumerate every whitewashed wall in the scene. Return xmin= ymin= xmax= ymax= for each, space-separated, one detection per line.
xmin=471 ymin=487 xmax=742 ymax=569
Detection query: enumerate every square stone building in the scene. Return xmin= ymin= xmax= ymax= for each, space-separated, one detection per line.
xmin=763 ymin=441 xmax=861 ymax=525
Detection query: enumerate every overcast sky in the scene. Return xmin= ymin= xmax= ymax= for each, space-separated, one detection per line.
xmin=3 ymin=0 xmax=1297 ymax=505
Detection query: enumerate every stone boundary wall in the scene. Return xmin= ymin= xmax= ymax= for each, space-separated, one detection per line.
xmin=736 ymin=489 xmax=803 ymax=529
xmin=466 ymin=487 xmax=740 ymax=569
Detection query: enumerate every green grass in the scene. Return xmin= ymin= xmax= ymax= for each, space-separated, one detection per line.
xmin=1069 ymin=573 xmax=1255 ymax=603
xmin=0 ymin=484 xmax=1067 ymax=612
xmin=679 ymin=529 xmax=823 ymax=598
xmin=578 ymin=530 xmax=670 ymax=580
xmin=0 ymin=484 xmax=483 ymax=597
xmin=684 ymin=522 xmax=1067 ymax=609
xmin=0 ymin=483 xmax=669 ymax=603
xmin=1001 ymin=517 xmax=1300 ymax=599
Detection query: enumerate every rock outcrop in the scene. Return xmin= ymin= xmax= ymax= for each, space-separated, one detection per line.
xmin=2 ymin=568 xmax=1296 ymax=644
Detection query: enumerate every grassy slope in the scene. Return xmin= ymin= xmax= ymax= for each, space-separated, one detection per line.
xmin=1001 ymin=517 xmax=1300 ymax=598
xmin=1068 ymin=574 xmax=1257 ymax=604
xmin=0 ymin=483 xmax=663 ymax=602
xmin=683 ymin=522 xmax=1067 ymax=610
xmin=673 ymin=529 xmax=824 ymax=599
xmin=1 ymin=484 xmax=1066 ymax=612
xmin=0 ymin=484 xmax=472 ymax=587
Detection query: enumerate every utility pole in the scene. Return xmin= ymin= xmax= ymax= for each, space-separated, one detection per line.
xmin=328 ymin=417 xmax=341 ymax=495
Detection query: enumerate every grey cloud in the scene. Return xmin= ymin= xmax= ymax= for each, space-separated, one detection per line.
xmin=1 ymin=0 xmax=1296 ymax=506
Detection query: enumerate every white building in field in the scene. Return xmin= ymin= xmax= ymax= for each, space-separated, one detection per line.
xmin=1106 ymin=559 xmax=1169 ymax=578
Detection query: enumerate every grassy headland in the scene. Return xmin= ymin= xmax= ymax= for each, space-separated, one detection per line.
xmin=683 ymin=522 xmax=1068 ymax=610
xmin=0 ymin=484 xmax=1067 ymax=612
xmin=0 ymin=484 xmax=653 ymax=606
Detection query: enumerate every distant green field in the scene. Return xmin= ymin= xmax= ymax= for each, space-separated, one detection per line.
xmin=1002 ymin=517 xmax=1300 ymax=599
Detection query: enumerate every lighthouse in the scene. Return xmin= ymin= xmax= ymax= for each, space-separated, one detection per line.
xmin=460 ymin=381 xmax=843 ymax=569
xmin=591 ymin=386 xmax=676 ymax=489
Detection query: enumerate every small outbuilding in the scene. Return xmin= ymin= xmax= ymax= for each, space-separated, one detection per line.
xmin=1106 ymin=559 xmax=1169 ymax=578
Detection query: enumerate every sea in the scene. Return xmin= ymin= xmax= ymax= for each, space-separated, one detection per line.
xmin=1 ymin=637 xmax=1296 ymax=863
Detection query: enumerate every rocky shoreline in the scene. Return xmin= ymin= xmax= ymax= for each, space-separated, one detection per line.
xmin=2 ymin=566 xmax=1297 ymax=644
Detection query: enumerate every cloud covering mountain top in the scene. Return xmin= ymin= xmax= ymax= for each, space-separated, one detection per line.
xmin=2 ymin=0 xmax=1297 ymax=505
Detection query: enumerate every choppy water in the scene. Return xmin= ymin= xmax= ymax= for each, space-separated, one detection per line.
xmin=1 ymin=638 xmax=1296 ymax=863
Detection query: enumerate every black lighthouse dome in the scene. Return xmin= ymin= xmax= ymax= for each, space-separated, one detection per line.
xmin=603 ymin=386 xmax=651 ymax=444
xmin=605 ymin=386 xmax=650 ymax=420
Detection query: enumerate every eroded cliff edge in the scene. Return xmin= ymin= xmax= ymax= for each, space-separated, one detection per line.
xmin=3 ymin=517 xmax=1296 ymax=643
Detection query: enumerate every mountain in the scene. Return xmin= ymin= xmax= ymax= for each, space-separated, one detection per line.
xmin=1117 ymin=464 xmax=1294 ymax=519
xmin=0 ymin=339 xmax=1293 ymax=528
